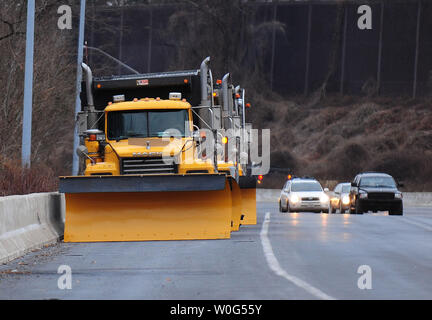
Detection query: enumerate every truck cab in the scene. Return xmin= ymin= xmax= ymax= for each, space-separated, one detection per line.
xmin=77 ymin=58 xmax=249 ymax=181
xmin=84 ymin=97 xmax=217 ymax=176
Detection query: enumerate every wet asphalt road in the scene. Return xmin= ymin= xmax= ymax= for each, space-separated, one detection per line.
xmin=0 ymin=203 xmax=431 ymax=300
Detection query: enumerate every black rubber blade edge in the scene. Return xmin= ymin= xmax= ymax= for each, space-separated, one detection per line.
xmin=59 ymin=174 xmax=227 ymax=193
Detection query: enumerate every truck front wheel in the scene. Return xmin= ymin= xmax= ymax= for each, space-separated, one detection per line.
xmin=355 ymin=200 xmax=364 ymax=215
xmin=389 ymin=203 xmax=403 ymax=216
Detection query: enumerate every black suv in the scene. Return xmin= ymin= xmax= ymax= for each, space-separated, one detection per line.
xmin=349 ymin=172 xmax=403 ymax=215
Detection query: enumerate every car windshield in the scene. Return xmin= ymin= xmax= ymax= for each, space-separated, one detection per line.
xmin=360 ymin=176 xmax=396 ymax=188
xmin=291 ymin=182 xmax=323 ymax=192
xmin=342 ymin=185 xmax=351 ymax=193
xmin=108 ymin=109 xmax=190 ymax=140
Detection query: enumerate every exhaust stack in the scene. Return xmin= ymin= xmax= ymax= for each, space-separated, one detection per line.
xmin=81 ymin=63 xmax=97 ymax=129
xmin=222 ymin=73 xmax=230 ymax=113
xmin=200 ymin=57 xmax=211 ymax=105
xmin=81 ymin=63 xmax=94 ymax=109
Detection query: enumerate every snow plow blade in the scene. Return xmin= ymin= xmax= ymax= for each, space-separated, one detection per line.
xmin=239 ymin=176 xmax=257 ymax=225
xmin=59 ymin=174 xmax=233 ymax=242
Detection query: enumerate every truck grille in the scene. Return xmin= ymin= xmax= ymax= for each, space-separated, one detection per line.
xmin=367 ymin=192 xmax=394 ymax=200
xmin=121 ymin=157 xmax=176 ymax=175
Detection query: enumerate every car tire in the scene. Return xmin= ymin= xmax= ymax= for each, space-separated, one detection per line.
xmin=389 ymin=203 xmax=403 ymax=216
xmin=279 ymin=200 xmax=288 ymax=213
xmin=355 ymin=200 xmax=363 ymax=215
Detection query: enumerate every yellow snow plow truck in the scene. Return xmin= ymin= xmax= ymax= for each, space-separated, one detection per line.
xmin=59 ymin=57 xmax=257 ymax=242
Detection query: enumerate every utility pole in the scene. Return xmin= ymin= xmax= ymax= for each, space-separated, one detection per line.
xmin=22 ymin=0 xmax=35 ymax=168
xmin=72 ymin=0 xmax=86 ymax=175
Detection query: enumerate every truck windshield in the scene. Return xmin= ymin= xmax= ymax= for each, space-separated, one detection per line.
xmin=107 ymin=109 xmax=190 ymax=140
xmin=359 ymin=176 xmax=396 ymax=188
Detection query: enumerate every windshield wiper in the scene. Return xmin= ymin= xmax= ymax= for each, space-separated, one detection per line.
xmin=115 ymin=134 xmax=147 ymax=142
xmin=115 ymin=136 xmax=129 ymax=142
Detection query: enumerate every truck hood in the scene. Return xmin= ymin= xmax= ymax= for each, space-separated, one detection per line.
xmin=108 ymin=138 xmax=188 ymax=158
xmin=359 ymin=187 xmax=398 ymax=193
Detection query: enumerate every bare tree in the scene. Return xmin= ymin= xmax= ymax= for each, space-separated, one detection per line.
xmin=0 ymin=0 xmax=77 ymax=175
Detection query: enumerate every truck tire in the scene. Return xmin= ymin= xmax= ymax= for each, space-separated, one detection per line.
xmin=355 ymin=200 xmax=363 ymax=214
xmin=389 ymin=203 xmax=403 ymax=216
xmin=339 ymin=203 xmax=345 ymax=214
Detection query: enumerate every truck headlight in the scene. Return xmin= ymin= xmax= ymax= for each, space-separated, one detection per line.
xmin=395 ymin=193 xmax=403 ymax=199
xmin=342 ymin=195 xmax=350 ymax=205
xmin=359 ymin=192 xmax=368 ymax=199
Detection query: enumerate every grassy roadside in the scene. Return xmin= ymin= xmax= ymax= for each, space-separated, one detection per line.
xmin=0 ymin=158 xmax=58 ymax=197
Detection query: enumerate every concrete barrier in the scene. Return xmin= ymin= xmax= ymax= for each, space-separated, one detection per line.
xmin=402 ymin=193 xmax=432 ymax=207
xmin=256 ymin=189 xmax=281 ymax=203
xmin=0 ymin=193 xmax=65 ymax=265
xmin=256 ymin=189 xmax=432 ymax=207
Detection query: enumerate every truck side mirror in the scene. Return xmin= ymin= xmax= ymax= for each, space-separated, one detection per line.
xmin=351 ymin=182 xmax=356 ymax=187
xmin=324 ymin=188 xmax=329 ymax=192
xmin=192 ymin=131 xmax=202 ymax=142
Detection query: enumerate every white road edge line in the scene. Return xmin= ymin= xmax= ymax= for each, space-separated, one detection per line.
xmin=260 ymin=212 xmax=336 ymax=300
xmin=400 ymin=218 xmax=432 ymax=232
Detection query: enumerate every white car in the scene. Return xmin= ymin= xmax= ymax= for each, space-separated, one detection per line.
xmin=279 ymin=178 xmax=330 ymax=213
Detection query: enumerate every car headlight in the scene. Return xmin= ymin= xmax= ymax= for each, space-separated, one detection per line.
xmin=320 ymin=194 xmax=329 ymax=204
xmin=291 ymin=194 xmax=300 ymax=204
xmin=342 ymin=195 xmax=350 ymax=205
xmin=359 ymin=192 xmax=368 ymax=199
xmin=395 ymin=193 xmax=403 ymax=199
